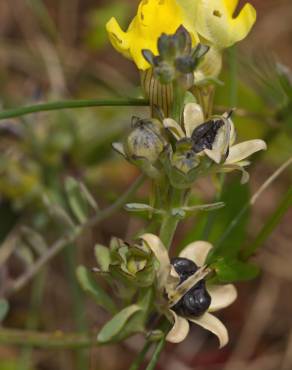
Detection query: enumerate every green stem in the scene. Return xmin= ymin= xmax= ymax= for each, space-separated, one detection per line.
xmin=145 ymin=338 xmax=165 ymax=370
xmin=201 ymin=174 xmax=225 ymax=240
xmin=18 ymin=271 xmax=46 ymax=370
xmin=65 ymin=244 xmax=88 ymax=369
xmin=241 ymin=187 xmax=292 ymax=260
xmin=228 ymin=45 xmax=238 ymax=107
xmin=159 ymin=187 xmax=184 ymax=249
xmin=0 ymin=328 xmax=97 ymax=349
xmin=0 ymin=99 xmax=149 ymax=120
xmin=171 ymin=82 xmax=184 ymax=123
xmin=129 ymin=340 xmax=153 ymax=370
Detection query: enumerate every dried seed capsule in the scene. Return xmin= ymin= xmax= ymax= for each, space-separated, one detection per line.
xmin=172 ymin=280 xmax=211 ymax=317
xmin=171 ymin=257 xmax=198 ymax=283
xmin=191 ymin=119 xmax=224 ymax=153
xmin=125 ymin=118 xmax=166 ymax=163
xmin=171 ymin=257 xmax=211 ymax=317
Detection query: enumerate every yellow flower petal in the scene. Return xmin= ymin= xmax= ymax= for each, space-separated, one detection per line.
xmin=106 ymin=0 xmax=199 ymax=70
xmin=106 ymin=17 xmax=131 ymax=59
xmin=166 ymin=310 xmax=190 ymax=343
xmin=188 ymin=312 xmax=229 ymax=348
xmin=194 ymin=0 xmax=257 ymax=48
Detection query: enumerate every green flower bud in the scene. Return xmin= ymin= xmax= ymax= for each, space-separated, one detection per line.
xmin=172 ymin=140 xmax=200 ymax=175
xmin=142 ymin=26 xmax=209 ymax=90
xmin=95 ymin=237 xmax=156 ymax=288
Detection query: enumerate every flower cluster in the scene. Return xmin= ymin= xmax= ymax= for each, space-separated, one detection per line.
xmin=106 ymin=0 xmax=256 ymax=79
xmin=113 ymin=103 xmax=266 ymax=188
xmin=162 ymin=103 xmax=267 ymax=187
xmin=88 ymin=0 xmax=268 ymax=352
xmin=140 ymin=234 xmax=237 ymax=346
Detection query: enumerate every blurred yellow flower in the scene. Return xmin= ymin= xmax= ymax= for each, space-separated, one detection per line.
xmin=191 ymin=0 xmax=257 ymax=48
xmin=106 ymin=0 xmax=256 ymax=71
xmin=106 ymin=0 xmax=199 ymax=70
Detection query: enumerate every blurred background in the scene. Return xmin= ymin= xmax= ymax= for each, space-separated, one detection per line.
xmin=0 ymin=0 xmax=291 ymax=369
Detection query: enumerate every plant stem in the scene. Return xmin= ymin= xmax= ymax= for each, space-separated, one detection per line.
xmin=18 ymin=271 xmax=46 ymax=370
xmin=6 ymin=174 xmax=146 ymax=296
xmin=65 ymin=244 xmax=88 ymax=369
xmin=0 ymin=328 xmax=97 ymax=349
xmin=145 ymin=338 xmax=166 ymax=370
xmin=202 ymin=173 xmax=225 ymax=240
xmin=241 ymin=187 xmax=292 ymax=260
xmin=228 ymin=45 xmax=238 ymax=107
xmin=171 ymin=82 xmax=184 ymax=123
xmin=159 ymin=187 xmax=184 ymax=249
xmin=0 ymin=99 xmax=149 ymax=120
xmin=129 ymin=340 xmax=153 ymax=370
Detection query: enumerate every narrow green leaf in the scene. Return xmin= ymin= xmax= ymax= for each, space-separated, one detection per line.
xmin=124 ymin=203 xmax=164 ymax=214
xmin=65 ymin=177 xmax=92 ymax=224
xmin=94 ymin=245 xmax=111 ymax=272
xmin=241 ymin=187 xmax=292 ymax=260
xmin=125 ymin=203 xmax=153 ymax=211
xmin=0 ymin=299 xmax=9 ymax=322
xmin=207 ymin=179 xmax=250 ymax=262
xmin=97 ymin=305 xmax=142 ymax=343
xmin=76 ymin=266 xmax=116 ymax=314
xmin=43 ymin=195 xmax=75 ymax=229
xmin=179 ymin=202 xmax=225 ymax=213
xmin=211 ymin=258 xmax=260 ymax=283
xmin=21 ymin=227 xmax=47 ymax=256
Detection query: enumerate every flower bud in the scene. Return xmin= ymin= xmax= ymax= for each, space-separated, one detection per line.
xmin=125 ymin=117 xmax=167 ymax=164
xmin=171 ymin=140 xmax=200 ymax=175
xmin=160 ymin=142 xmax=201 ymax=189
xmin=95 ymin=237 xmax=156 ymax=288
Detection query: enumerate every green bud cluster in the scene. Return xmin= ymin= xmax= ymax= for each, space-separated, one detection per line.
xmin=142 ymin=26 xmax=209 ymax=88
xmin=95 ymin=237 xmax=156 ymax=288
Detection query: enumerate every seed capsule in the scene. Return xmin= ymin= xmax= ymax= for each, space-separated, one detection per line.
xmin=125 ymin=118 xmax=166 ymax=163
xmin=171 ymin=257 xmax=211 ymax=317
xmin=191 ymin=119 xmax=224 ymax=153
xmin=171 ymin=257 xmax=198 ymax=283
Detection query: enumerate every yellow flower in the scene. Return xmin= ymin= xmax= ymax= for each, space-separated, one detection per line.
xmin=185 ymin=0 xmax=257 ymax=48
xmin=106 ymin=0 xmax=199 ymax=70
xmin=106 ymin=0 xmax=256 ymax=71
